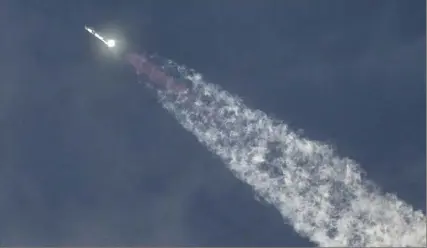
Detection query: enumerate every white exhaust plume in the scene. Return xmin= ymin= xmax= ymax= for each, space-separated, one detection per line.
xmin=157 ymin=72 xmax=426 ymax=247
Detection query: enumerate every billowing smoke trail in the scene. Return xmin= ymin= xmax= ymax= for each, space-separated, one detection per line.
xmin=154 ymin=70 xmax=426 ymax=247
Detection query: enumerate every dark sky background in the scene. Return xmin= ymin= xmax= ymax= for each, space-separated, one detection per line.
xmin=0 ymin=0 xmax=425 ymax=246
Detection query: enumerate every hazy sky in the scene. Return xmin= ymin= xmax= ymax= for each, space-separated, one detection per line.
xmin=0 ymin=0 xmax=425 ymax=246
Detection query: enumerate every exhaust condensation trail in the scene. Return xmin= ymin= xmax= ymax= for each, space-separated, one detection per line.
xmin=153 ymin=70 xmax=426 ymax=247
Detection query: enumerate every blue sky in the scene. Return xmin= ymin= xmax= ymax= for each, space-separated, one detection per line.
xmin=0 ymin=0 xmax=425 ymax=246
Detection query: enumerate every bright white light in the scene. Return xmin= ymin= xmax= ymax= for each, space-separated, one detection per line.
xmin=106 ymin=39 xmax=116 ymax=48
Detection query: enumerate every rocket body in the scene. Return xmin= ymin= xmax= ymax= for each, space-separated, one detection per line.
xmin=85 ymin=25 xmax=115 ymax=48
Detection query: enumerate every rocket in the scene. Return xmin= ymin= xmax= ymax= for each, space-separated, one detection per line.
xmin=85 ymin=25 xmax=116 ymax=48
